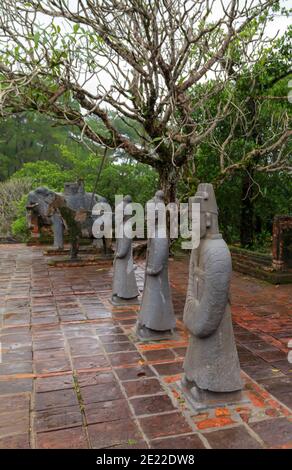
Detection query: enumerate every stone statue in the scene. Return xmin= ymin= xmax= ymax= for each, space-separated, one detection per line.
xmin=136 ymin=190 xmax=176 ymax=340
xmin=182 ymin=183 xmax=242 ymax=408
xmin=26 ymin=181 xmax=112 ymax=254
xmin=46 ymin=191 xmax=84 ymax=260
xmin=92 ymin=196 xmax=113 ymax=256
xmin=26 ymin=187 xmax=65 ymax=249
xmin=112 ymin=195 xmax=139 ymax=305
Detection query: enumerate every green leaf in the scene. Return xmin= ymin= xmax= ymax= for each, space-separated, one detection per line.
xmin=33 ymin=32 xmax=40 ymax=48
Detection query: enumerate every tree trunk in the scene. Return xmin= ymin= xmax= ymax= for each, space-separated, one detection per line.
xmin=158 ymin=165 xmax=179 ymax=203
xmin=240 ymin=170 xmax=254 ymax=248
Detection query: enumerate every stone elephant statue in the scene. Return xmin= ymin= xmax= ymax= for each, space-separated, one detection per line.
xmin=26 ymin=181 xmax=113 ymax=256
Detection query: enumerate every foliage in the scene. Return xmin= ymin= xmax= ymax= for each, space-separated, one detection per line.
xmin=11 ymin=195 xmax=34 ymax=242
xmin=0 ymin=1 xmax=289 ymax=200
xmin=0 ymin=112 xmax=91 ymax=181
xmin=178 ymin=31 xmax=292 ymax=249
xmin=12 ymin=145 xmax=158 ymax=206
xmin=0 ymin=178 xmax=32 ymax=237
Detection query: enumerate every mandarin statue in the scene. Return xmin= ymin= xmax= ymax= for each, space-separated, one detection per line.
xmin=182 ymin=183 xmax=242 ymax=407
xmin=137 ymin=190 xmax=176 ymax=340
xmin=112 ymin=195 xmax=139 ymax=305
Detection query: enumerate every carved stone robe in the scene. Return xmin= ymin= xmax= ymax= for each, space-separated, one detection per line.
xmin=183 ymin=236 xmax=242 ymax=392
xmin=112 ymin=235 xmax=138 ymax=299
xmin=138 ymin=235 xmax=176 ymax=331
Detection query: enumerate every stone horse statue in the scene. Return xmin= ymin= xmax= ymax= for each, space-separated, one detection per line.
xmin=26 ymin=180 xmax=112 ymax=258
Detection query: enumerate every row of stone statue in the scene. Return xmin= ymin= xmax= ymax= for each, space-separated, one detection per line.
xmin=26 ymin=181 xmax=242 ymax=408
xmin=113 ymin=184 xmax=242 ymax=408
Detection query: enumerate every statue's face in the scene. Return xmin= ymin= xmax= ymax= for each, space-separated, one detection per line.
xmin=26 ymin=188 xmax=53 ymax=216
xmin=199 ymin=211 xmax=212 ymax=238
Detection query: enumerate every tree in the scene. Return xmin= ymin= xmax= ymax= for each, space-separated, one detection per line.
xmin=0 ymin=111 xmax=96 ymax=180
xmin=179 ymin=30 xmax=292 ymax=247
xmin=12 ymin=144 xmax=158 ymax=205
xmin=0 ymin=0 xmax=290 ymax=201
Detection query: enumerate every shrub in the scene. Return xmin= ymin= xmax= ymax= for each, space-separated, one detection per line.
xmin=0 ymin=178 xmax=32 ymax=238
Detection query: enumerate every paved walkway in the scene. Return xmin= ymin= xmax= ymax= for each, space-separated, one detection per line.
xmin=0 ymin=245 xmax=291 ymax=449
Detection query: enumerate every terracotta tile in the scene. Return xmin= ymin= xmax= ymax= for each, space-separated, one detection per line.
xmin=242 ymin=363 xmax=285 ymax=380
xmin=1 ymin=244 xmax=292 ymax=451
xmin=88 ymin=419 xmax=142 ymax=448
xmin=0 ymin=362 xmax=33 ymax=375
xmin=77 ymin=371 xmax=115 ymax=387
xmin=36 ymin=426 xmax=88 ymax=449
xmin=109 ymin=352 xmax=143 ymax=367
xmin=153 ymin=361 xmax=183 ymax=376
xmin=172 ymin=347 xmax=187 ymax=357
xmin=139 ymin=412 xmax=192 ymax=439
xmin=274 ymin=391 xmax=292 ymax=409
xmin=2 ymin=350 xmax=32 ymax=362
xmin=35 ymin=375 xmax=74 ymax=393
xmin=72 ymin=355 xmax=110 ymax=370
xmin=196 ymin=416 xmax=236 ymax=430
xmin=131 ymin=395 xmax=176 ymax=416
xmin=115 ymin=365 xmax=155 ymax=381
xmin=0 ymin=393 xmax=30 ymax=414
xmin=67 ymin=338 xmax=102 ymax=356
xmin=0 ymin=433 xmax=30 ymax=449
xmin=203 ymin=425 xmax=263 ymax=449
xmin=95 ymin=326 xmax=123 ymax=334
xmin=257 ymin=350 xmax=287 ymax=363
xmin=80 ymin=382 xmax=122 ymax=404
xmin=123 ymin=378 xmax=164 ymax=397
xmin=143 ymin=349 xmax=176 ymax=361
xmin=34 ymin=405 xmax=83 ymax=432
xmin=110 ymin=440 xmax=148 ymax=449
xmin=249 ymin=418 xmax=292 ymax=447
xmin=0 ymin=411 xmax=29 ymax=438
xmin=33 ymin=349 xmax=68 ymax=361
xmin=99 ymin=334 xmax=130 ymax=343
xmin=84 ymin=399 xmax=132 ymax=424
xmin=35 ymin=389 xmax=78 ymax=411
xmin=0 ymin=379 xmax=33 ymax=395
xmin=150 ymin=434 xmax=206 ymax=449
xmin=104 ymin=342 xmax=137 ymax=353
xmin=34 ymin=358 xmax=71 ymax=374
xmin=258 ymin=376 xmax=292 ymax=396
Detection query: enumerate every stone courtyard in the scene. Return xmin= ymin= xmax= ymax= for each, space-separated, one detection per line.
xmin=0 ymin=244 xmax=291 ymax=449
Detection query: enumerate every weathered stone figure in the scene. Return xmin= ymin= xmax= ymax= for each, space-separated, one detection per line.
xmin=26 ymin=187 xmax=65 ymax=249
xmin=137 ymin=190 xmax=176 ymax=340
xmin=26 ymin=181 xmax=112 ymax=255
xmin=182 ymin=183 xmax=242 ymax=406
xmin=112 ymin=195 xmax=139 ymax=305
xmin=92 ymin=196 xmax=113 ymax=255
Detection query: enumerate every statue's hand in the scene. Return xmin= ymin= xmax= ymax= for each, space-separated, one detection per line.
xmin=146 ymin=266 xmax=161 ymax=276
xmin=183 ymin=299 xmax=199 ymax=334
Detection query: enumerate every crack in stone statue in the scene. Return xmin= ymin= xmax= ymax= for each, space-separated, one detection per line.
xmin=181 ymin=183 xmax=242 ymax=409
xmin=136 ymin=190 xmax=176 ymax=340
xmin=112 ymin=195 xmax=139 ymax=305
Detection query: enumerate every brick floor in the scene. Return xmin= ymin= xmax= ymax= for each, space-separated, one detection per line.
xmin=0 ymin=244 xmax=291 ymax=449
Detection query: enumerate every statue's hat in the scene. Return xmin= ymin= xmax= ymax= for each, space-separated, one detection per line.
xmin=192 ymin=183 xmax=218 ymax=215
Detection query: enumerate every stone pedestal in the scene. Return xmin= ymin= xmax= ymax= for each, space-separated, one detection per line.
xmin=178 ymin=375 xmax=248 ymax=412
xmin=110 ymin=295 xmax=140 ymax=306
xmin=136 ymin=323 xmax=175 ymax=342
